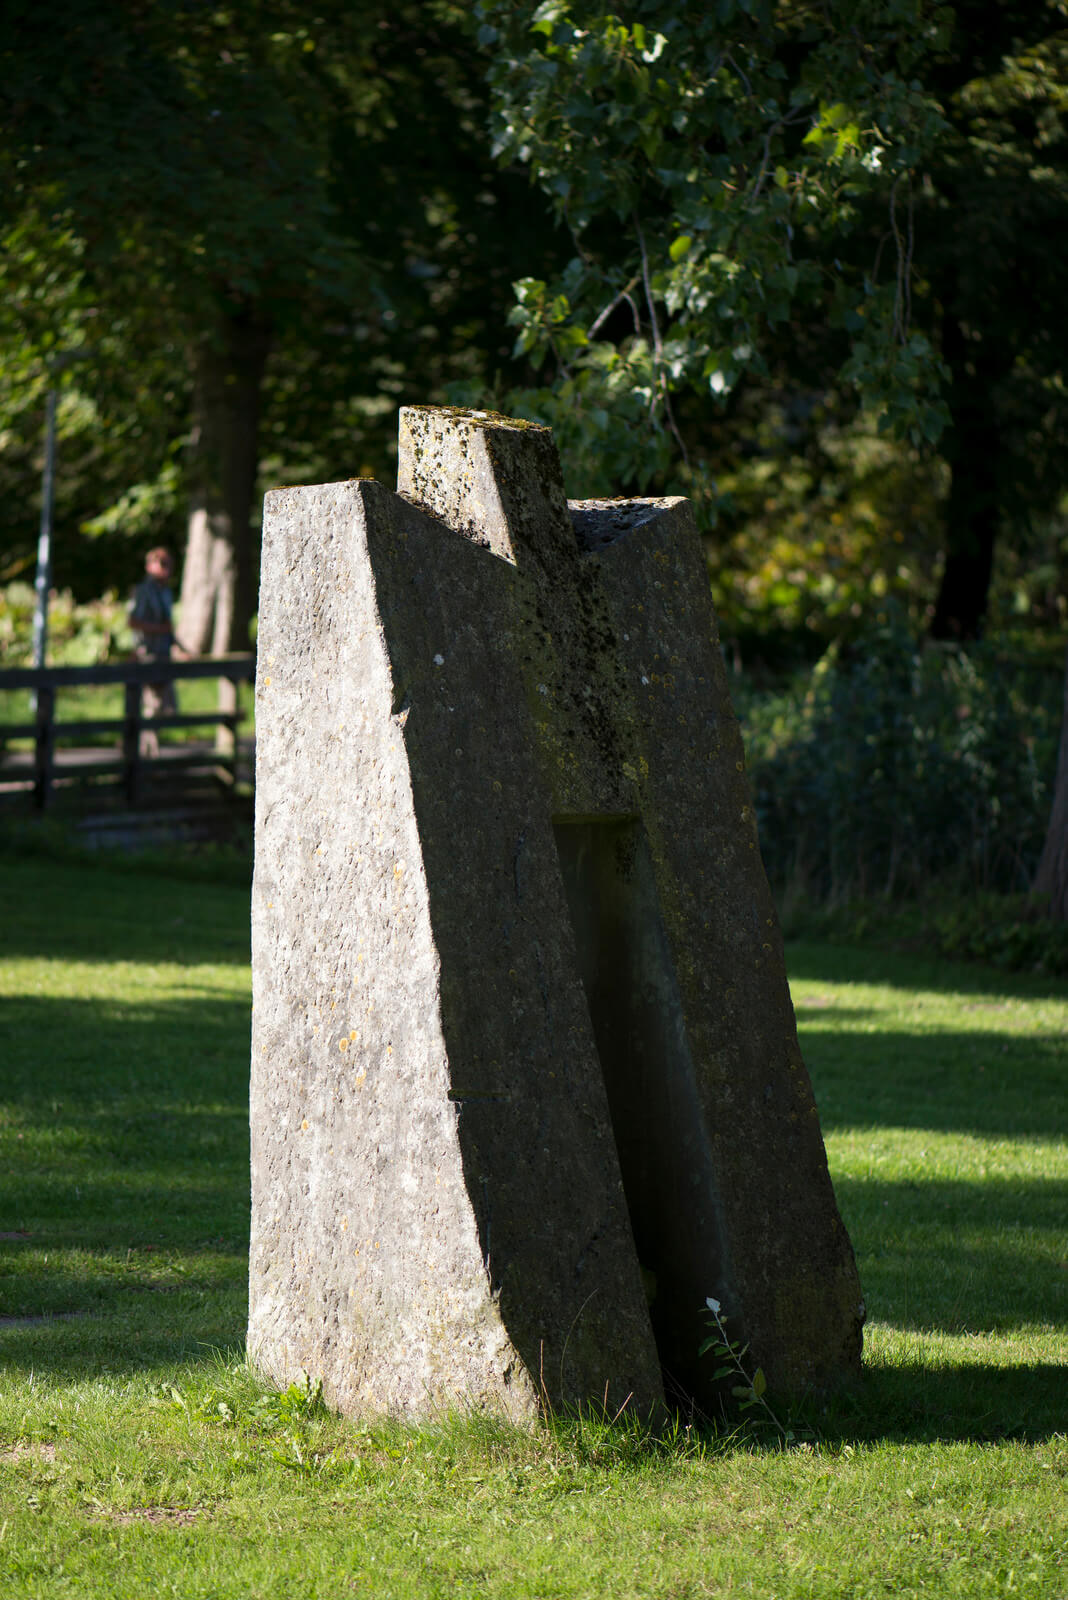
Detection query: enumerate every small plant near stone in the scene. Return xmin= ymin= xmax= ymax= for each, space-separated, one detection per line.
xmin=159 ymin=1369 xmax=345 ymax=1478
xmin=199 ymin=1371 xmax=327 ymax=1433
xmin=699 ymin=1297 xmax=795 ymax=1445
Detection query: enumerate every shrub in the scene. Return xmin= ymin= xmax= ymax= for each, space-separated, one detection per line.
xmin=780 ymin=890 xmax=1068 ymax=978
xmin=737 ymin=613 xmax=1061 ymax=902
xmin=0 ymin=580 xmax=132 ymax=667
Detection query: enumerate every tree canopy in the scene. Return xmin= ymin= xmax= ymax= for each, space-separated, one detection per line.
xmin=474 ymin=0 xmax=1068 ymax=643
xmin=0 ymin=1 xmax=564 ymax=642
xmin=474 ymin=1 xmax=952 ymax=493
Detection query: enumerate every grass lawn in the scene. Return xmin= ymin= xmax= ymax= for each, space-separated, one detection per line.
xmin=0 ymin=856 xmax=1065 ymax=1598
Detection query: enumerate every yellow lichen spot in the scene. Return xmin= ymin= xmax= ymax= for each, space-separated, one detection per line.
xmin=301 ymin=1118 xmax=309 ymax=1131
xmin=340 ymin=1216 xmax=348 ymax=1232
xmin=263 ymin=675 xmax=272 ymax=687
xmin=355 ymin=1071 xmax=366 ymax=1088
xmin=339 ymin=1038 xmax=349 ymax=1052
xmin=350 ymin=1029 xmax=358 ymax=1041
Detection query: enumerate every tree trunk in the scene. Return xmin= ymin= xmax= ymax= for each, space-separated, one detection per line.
xmin=930 ymin=317 xmax=1005 ymax=641
xmin=1034 ymin=643 xmax=1068 ymax=921
xmin=178 ymin=302 xmax=271 ymax=657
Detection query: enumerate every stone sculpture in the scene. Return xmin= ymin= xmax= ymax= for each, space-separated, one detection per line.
xmin=248 ymin=406 xmax=864 ymax=1419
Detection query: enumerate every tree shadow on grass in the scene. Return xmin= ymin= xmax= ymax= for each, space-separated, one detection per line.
xmin=797 ymin=1169 xmax=1068 ymax=1445
xmin=0 ymin=1310 xmax=248 ymax=1383
xmin=0 ymin=987 xmax=251 ymax=1371
xmin=1 ymin=990 xmax=250 ymax=1109
xmin=833 ymin=1175 xmax=1068 ymax=1332
xmin=811 ymin=1357 xmax=1068 ymax=1446
xmin=0 ymin=857 xmax=250 ymax=967
xmin=788 ymin=938 xmax=1068 ymax=1005
xmin=799 ymin=1026 xmax=1066 ymax=1141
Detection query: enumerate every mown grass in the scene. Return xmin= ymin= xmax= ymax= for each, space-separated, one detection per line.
xmin=0 ymin=856 xmax=1065 ymax=1598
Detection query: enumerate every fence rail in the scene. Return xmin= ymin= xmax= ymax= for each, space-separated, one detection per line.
xmin=0 ymin=655 xmax=256 ymax=813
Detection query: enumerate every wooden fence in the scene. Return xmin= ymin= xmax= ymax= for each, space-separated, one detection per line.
xmin=0 ymin=656 xmax=256 ymax=813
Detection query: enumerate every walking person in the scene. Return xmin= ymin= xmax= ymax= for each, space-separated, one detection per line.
xmin=129 ymin=546 xmax=185 ymax=756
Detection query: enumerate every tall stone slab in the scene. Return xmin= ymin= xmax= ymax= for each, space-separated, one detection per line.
xmin=249 ymin=406 xmax=864 ymax=1420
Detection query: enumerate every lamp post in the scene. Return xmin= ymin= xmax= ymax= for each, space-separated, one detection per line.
xmin=31 ymin=387 xmax=58 ymax=673
xmin=31 ymin=351 xmax=89 ymax=677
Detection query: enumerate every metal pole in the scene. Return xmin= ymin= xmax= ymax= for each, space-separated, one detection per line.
xmin=32 ymin=387 xmax=58 ymax=672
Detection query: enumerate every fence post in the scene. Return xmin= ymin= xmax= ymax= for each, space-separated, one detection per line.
xmin=33 ymin=684 xmax=55 ymax=812
xmin=215 ymin=672 xmax=237 ymax=760
xmin=123 ymin=679 xmax=141 ymax=807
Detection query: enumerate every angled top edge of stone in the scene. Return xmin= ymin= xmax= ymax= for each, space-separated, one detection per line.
xmin=568 ymin=496 xmax=691 ymax=552
xmin=399 ymin=404 xmax=552 ymax=437
xmin=263 ymin=477 xmax=377 ymax=505
xmin=397 ymin=404 xmax=570 ymax=567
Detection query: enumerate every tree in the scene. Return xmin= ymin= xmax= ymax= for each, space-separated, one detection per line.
xmin=473 ymin=3 xmax=1068 ymax=641
xmin=472 ymin=0 xmax=952 ymax=507
xmin=1 ymin=2 xmax=564 ymax=652
xmin=914 ymin=5 xmax=1068 ymax=640
xmin=3 ymin=1 xmax=356 ymax=648
xmin=473 ymin=1 xmax=1068 ymax=902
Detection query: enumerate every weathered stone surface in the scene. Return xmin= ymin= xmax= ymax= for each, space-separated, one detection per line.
xmin=249 ymin=406 xmax=863 ymax=1420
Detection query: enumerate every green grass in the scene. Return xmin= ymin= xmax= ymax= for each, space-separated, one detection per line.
xmin=1 ymin=859 xmax=1065 ymax=1598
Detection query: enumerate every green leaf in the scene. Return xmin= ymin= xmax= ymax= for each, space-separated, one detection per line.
xmin=752 ymin=1367 xmax=767 ymax=1397
xmin=669 ymin=234 xmax=693 ymax=262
